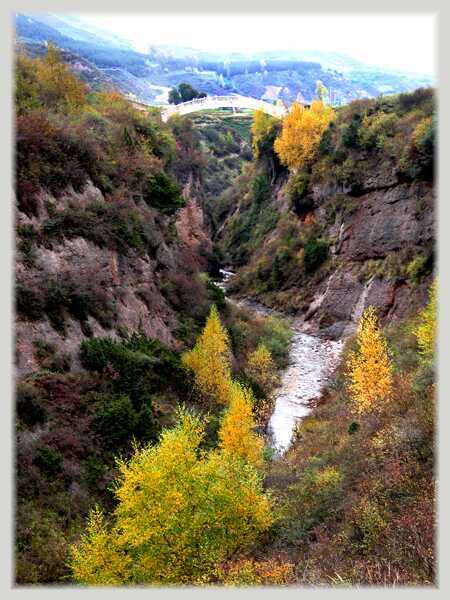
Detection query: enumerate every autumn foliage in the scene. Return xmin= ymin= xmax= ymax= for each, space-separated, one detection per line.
xmin=182 ymin=305 xmax=232 ymax=405
xmin=274 ymin=100 xmax=334 ymax=171
xmin=16 ymin=45 xmax=87 ymax=115
xmin=414 ymin=280 xmax=437 ymax=367
xmin=251 ymin=109 xmax=279 ymax=160
xmin=219 ymin=382 xmax=264 ymax=468
xmin=246 ymin=342 xmax=278 ymax=393
xmin=215 ymin=557 xmax=295 ymax=585
xmin=346 ymin=306 xmax=393 ymax=414
xmin=70 ymin=410 xmax=273 ymax=585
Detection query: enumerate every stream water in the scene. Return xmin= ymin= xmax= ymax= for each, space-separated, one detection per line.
xmin=218 ymin=269 xmax=343 ymax=454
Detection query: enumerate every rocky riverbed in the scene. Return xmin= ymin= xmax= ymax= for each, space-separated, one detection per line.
xmin=218 ymin=269 xmax=343 ymax=453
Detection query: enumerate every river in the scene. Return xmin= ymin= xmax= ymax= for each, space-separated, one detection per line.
xmin=218 ymin=269 xmax=343 ymax=454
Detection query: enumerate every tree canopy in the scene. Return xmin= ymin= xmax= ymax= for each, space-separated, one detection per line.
xmin=346 ymin=306 xmax=393 ymax=414
xmin=70 ymin=410 xmax=273 ymax=585
xmin=182 ymin=305 xmax=232 ymax=406
xmin=168 ymin=82 xmax=207 ymax=105
xmin=274 ymin=100 xmax=334 ymax=172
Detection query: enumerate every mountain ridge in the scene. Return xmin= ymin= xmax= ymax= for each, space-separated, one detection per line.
xmin=15 ymin=12 xmax=433 ymax=106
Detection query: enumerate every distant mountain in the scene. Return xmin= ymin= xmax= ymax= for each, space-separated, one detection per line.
xmin=35 ymin=13 xmax=134 ymax=50
xmin=15 ymin=13 xmax=433 ymax=106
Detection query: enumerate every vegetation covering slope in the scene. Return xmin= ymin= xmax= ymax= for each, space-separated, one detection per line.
xmin=14 ymin=46 xmax=289 ymax=584
xmin=14 ymin=42 xmax=436 ymax=587
xmin=218 ymin=90 xmax=435 ymax=335
xmin=263 ymin=296 xmax=435 ymax=585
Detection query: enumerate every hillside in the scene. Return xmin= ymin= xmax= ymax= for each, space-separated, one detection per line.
xmin=217 ymin=89 xmax=435 ymax=338
xmin=13 ymin=44 xmax=436 ymax=587
xmin=14 ymin=48 xmax=294 ymax=583
xmin=15 ymin=13 xmax=432 ymax=106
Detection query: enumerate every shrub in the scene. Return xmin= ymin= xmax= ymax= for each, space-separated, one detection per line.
xmin=287 ymin=172 xmax=313 ymax=215
xmin=92 ymin=395 xmax=139 ymax=447
xmin=33 ymin=340 xmax=71 ymax=373
xmin=206 ymin=279 xmax=226 ymax=310
xmin=17 ymin=223 xmax=39 ymax=268
xmin=341 ymin=112 xmax=363 ymax=149
xmin=285 ymin=465 xmax=343 ymax=538
xmin=397 ymin=87 xmax=434 ymax=115
xmin=18 ymin=275 xmax=117 ymax=334
xmin=16 ymin=382 xmax=46 ymax=427
xmin=359 ymin=112 xmax=399 ymax=151
xmin=33 ymin=446 xmax=63 ymax=477
xmin=16 ymin=111 xmax=100 ymax=215
xmin=351 ymin=497 xmax=387 ymax=552
xmin=80 ymin=335 xmax=185 ymax=407
xmin=414 ymin=281 xmax=437 ymax=368
xmin=16 ymin=284 xmax=45 ymax=321
xmin=80 ymin=338 xmax=153 ymax=406
xmin=144 ymin=171 xmax=184 ymax=215
xmin=42 ymin=200 xmax=159 ymax=256
xmin=250 ymin=174 xmax=270 ymax=205
xmin=304 ymin=237 xmax=328 ymax=272
xmin=260 ymin=315 xmax=293 ymax=368
xmin=406 ymin=254 xmax=429 ymax=284
xmin=348 ymin=422 xmax=360 ymax=435
xmin=251 ymin=109 xmax=279 ymax=160
xmin=83 ymin=455 xmax=106 ymax=490
xmin=215 ymin=558 xmax=295 ymax=585
xmin=410 ymin=116 xmax=435 ymax=180
xmin=246 ymin=343 xmax=278 ymax=394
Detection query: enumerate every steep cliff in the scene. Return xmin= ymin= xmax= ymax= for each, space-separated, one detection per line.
xmin=16 ymin=182 xmax=213 ymax=375
xmin=218 ymin=89 xmax=435 ymax=338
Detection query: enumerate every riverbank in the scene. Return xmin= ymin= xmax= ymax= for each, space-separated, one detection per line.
xmin=218 ymin=269 xmax=343 ymax=453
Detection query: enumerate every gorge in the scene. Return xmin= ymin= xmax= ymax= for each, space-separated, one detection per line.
xmin=14 ymin=44 xmax=436 ymax=586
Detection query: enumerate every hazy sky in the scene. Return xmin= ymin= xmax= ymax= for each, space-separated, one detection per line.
xmin=77 ymin=13 xmax=436 ymax=76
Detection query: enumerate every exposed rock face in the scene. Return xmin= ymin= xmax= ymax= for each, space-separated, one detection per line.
xmin=303 ymin=176 xmax=434 ymax=337
xmin=15 ymin=183 xmax=210 ymax=375
xmin=225 ymin=158 xmax=434 ymax=339
xmin=339 ymin=182 xmax=433 ymax=261
xmin=176 ymin=196 xmax=212 ymax=257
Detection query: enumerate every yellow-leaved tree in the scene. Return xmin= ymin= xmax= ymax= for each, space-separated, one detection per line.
xmin=251 ymin=109 xmax=278 ymax=159
xmin=219 ymin=382 xmax=265 ymax=468
xmin=414 ymin=280 xmax=437 ymax=367
xmin=274 ymin=100 xmax=334 ymax=172
xmin=346 ymin=306 xmax=393 ymax=414
xmin=70 ymin=409 xmax=273 ymax=585
xmin=246 ymin=343 xmax=278 ymax=393
xmin=182 ymin=305 xmax=232 ymax=405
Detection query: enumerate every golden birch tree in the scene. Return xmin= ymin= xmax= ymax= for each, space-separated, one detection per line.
xmin=346 ymin=306 xmax=393 ymax=414
xmin=182 ymin=305 xmax=232 ymax=405
xmin=219 ymin=382 xmax=264 ymax=469
xmin=70 ymin=410 xmax=273 ymax=585
xmin=274 ymin=100 xmax=334 ymax=172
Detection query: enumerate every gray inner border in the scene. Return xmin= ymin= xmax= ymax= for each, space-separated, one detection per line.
xmin=1 ymin=0 xmax=448 ymax=598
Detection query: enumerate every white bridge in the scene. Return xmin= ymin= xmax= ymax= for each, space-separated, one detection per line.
xmin=161 ymin=94 xmax=288 ymax=122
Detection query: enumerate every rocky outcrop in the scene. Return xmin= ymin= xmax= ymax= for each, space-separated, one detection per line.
xmin=302 ymin=175 xmax=434 ymax=337
xmin=338 ymin=182 xmax=433 ymax=261
xmin=225 ymin=161 xmax=434 ymax=339
xmin=176 ymin=178 xmax=212 ymax=257
xmin=15 ymin=183 xmax=211 ymax=375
